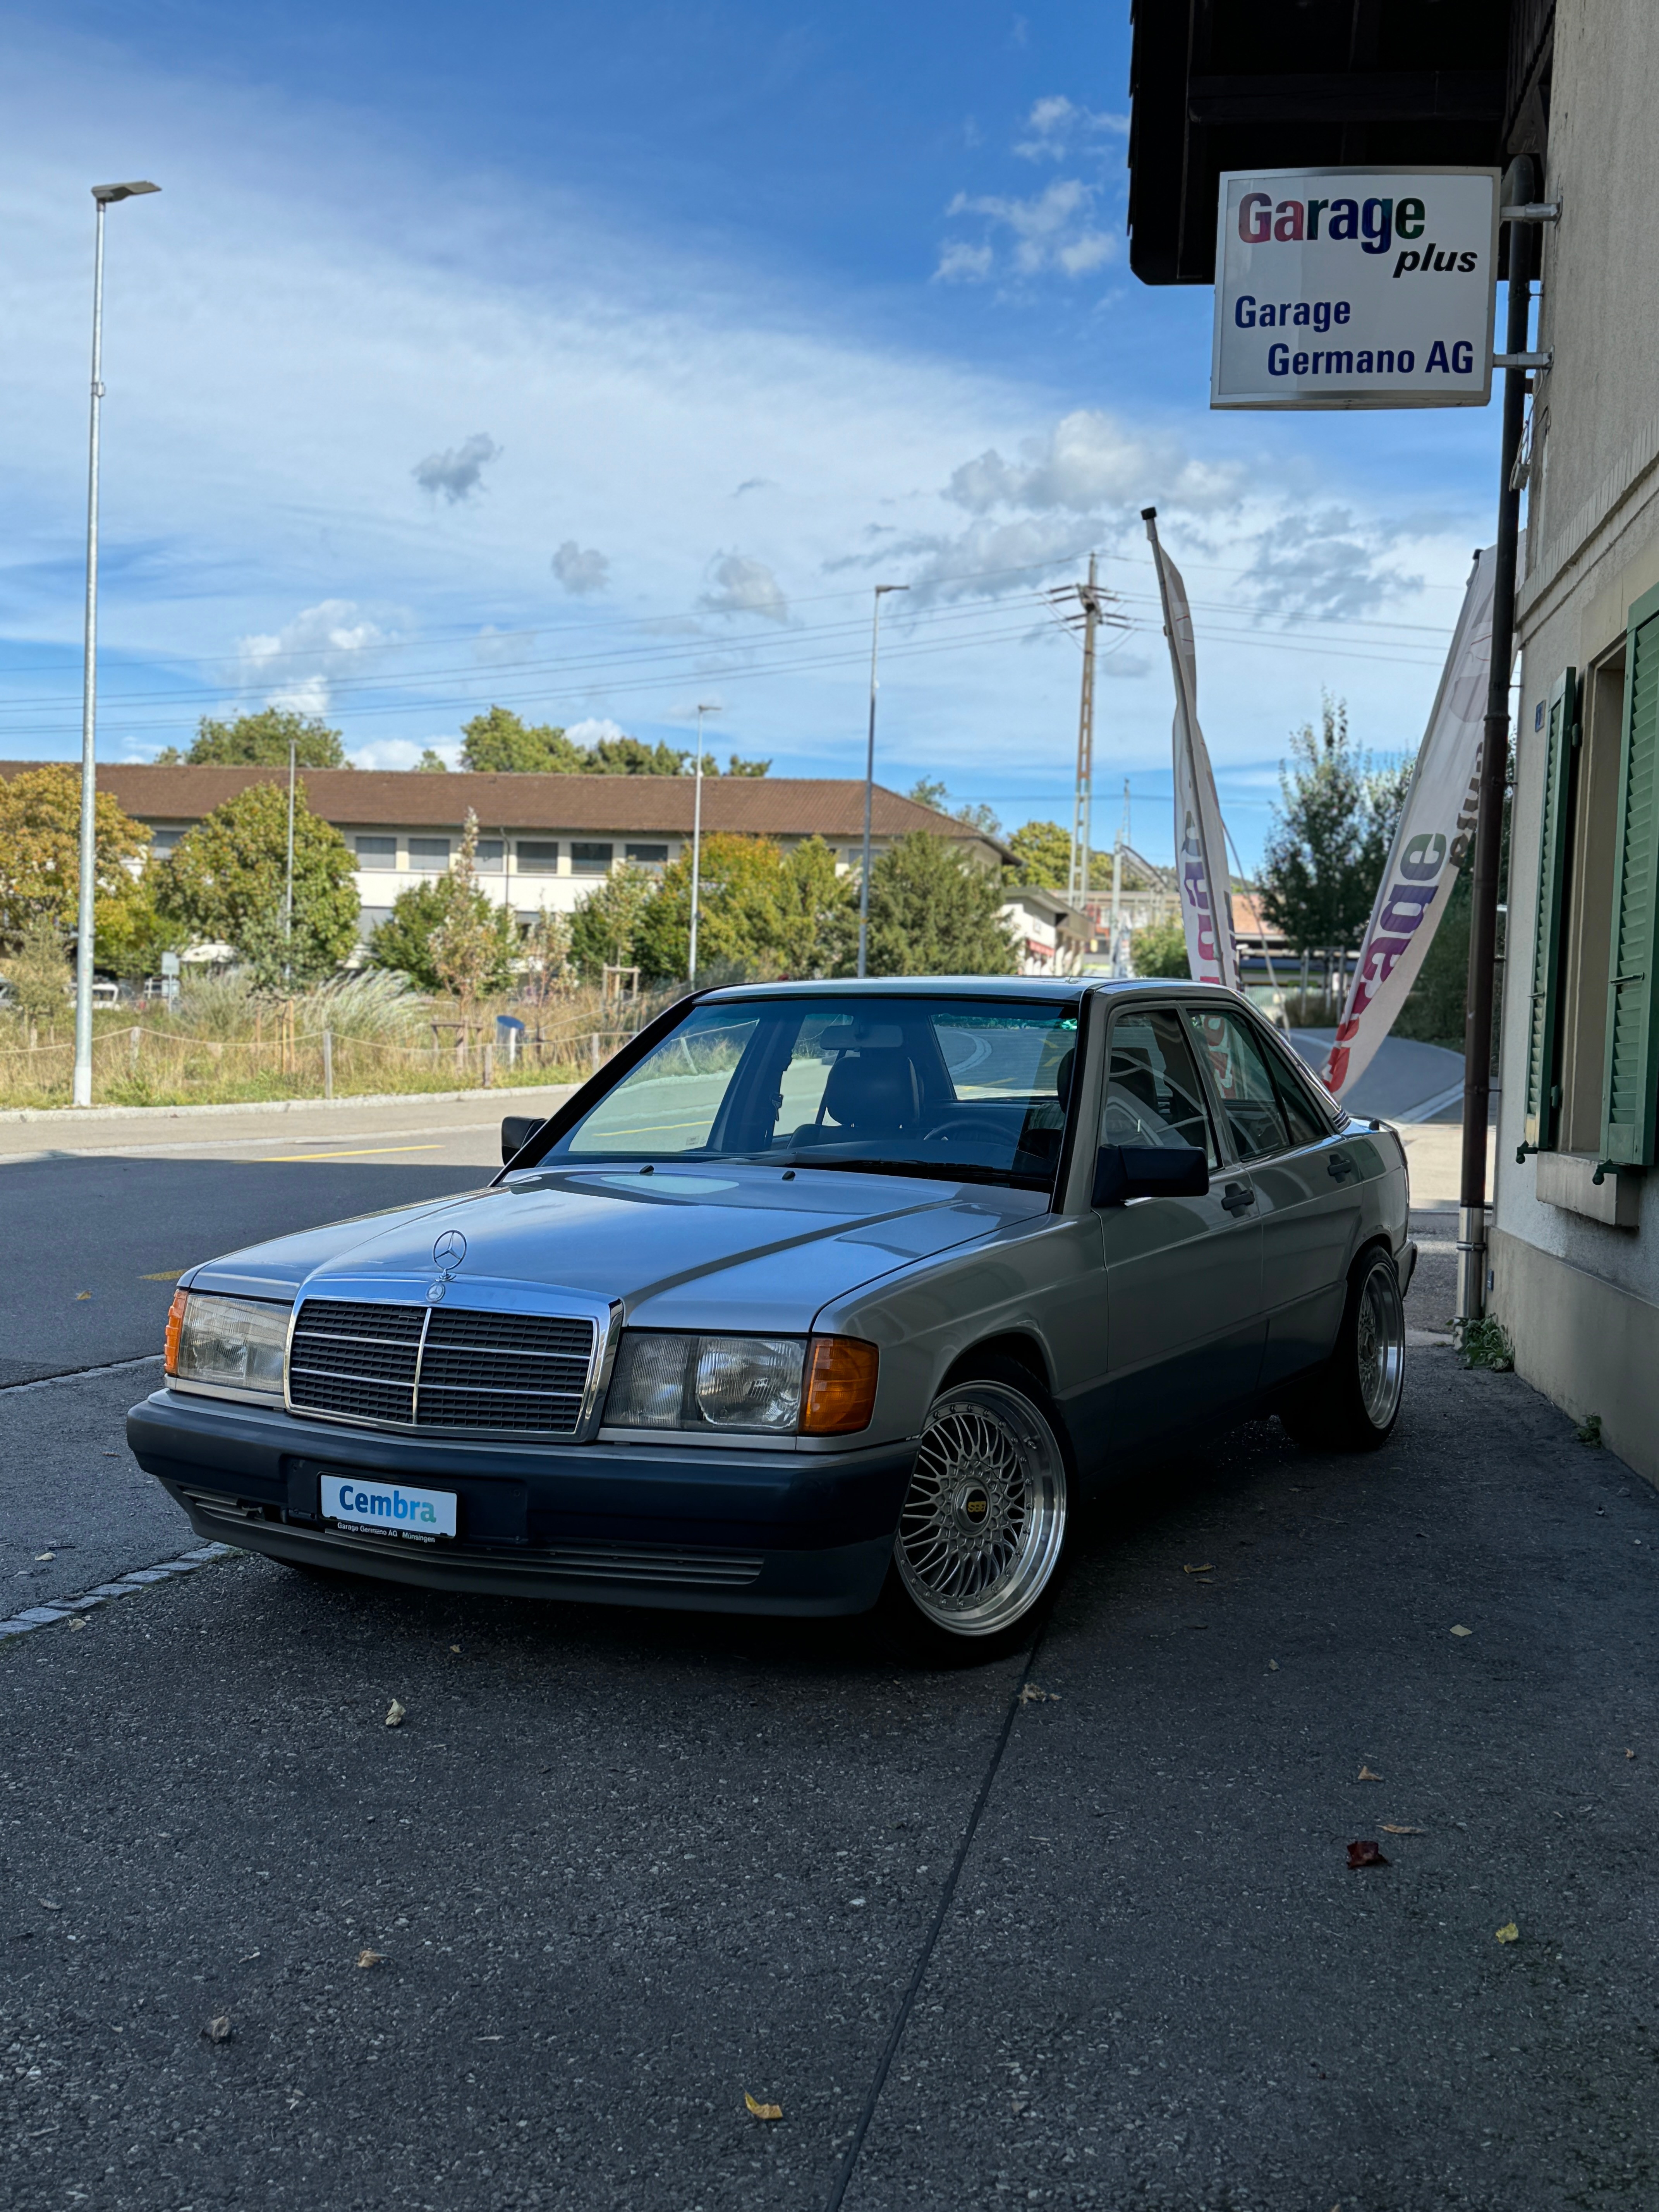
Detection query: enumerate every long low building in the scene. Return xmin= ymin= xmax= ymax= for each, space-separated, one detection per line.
xmin=2 ymin=761 xmax=1088 ymax=975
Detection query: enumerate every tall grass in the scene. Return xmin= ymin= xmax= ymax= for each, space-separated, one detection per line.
xmin=0 ymin=978 xmax=675 ymax=1111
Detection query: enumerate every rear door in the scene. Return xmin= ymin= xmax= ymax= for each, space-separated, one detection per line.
xmin=1097 ymin=1002 xmax=1265 ymax=1448
xmin=1187 ymin=1006 xmax=1363 ymax=1390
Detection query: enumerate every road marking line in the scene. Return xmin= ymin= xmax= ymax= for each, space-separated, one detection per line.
xmin=259 ymin=1144 xmax=444 ymax=1162
xmin=0 ymin=1542 xmax=237 ymax=1641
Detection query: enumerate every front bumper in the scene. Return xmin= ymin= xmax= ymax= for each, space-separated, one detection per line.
xmin=127 ymin=1389 xmax=912 ymax=1617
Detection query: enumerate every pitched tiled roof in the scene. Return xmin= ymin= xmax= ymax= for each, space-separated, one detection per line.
xmin=0 ymin=763 xmax=1010 ymax=855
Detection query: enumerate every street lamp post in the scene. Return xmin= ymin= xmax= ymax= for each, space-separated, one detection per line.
xmin=283 ymin=735 xmax=297 ymax=986
xmin=857 ymin=584 xmax=908 ymax=980
xmin=689 ymin=704 xmax=718 ymax=985
xmin=73 ymin=180 xmax=160 ymax=1109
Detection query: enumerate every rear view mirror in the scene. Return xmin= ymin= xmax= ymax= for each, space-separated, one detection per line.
xmin=1093 ymin=1143 xmax=1209 ymax=1207
xmin=501 ymin=1115 xmax=547 ymax=1166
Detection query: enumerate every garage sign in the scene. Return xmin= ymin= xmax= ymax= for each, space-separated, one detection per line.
xmin=1211 ymin=165 xmax=1499 ymax=410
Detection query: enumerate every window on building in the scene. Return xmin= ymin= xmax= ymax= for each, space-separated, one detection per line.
xmin=355 ymin=835 xmax=397 ymax=869
xmin=409 ymin=837 xmax=451 ymax=870
xmin=1529 ymin=588 xmax=1659 ymax=1166
xmin=148 ymin=828 xmax=183 ymax=854
xmin=476 ymin=838 xmax=505 ymax=871
xmin=571 ymin=842 xmax=614 ymax=875
xmin=517 ymin=842 xmax=560 ymax=872
xmin=625 ymin=843 xmax=669 ymax=867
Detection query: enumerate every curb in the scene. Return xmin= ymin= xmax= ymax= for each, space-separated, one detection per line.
xmin=0 ymin=1082 xmax=580 ymax=1128
xmin=0 ymin=1542 xmax=238 ymax=1641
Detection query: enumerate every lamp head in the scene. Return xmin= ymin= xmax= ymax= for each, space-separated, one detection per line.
xmin=92 ymin=181 xmax=161 ymax=204
xmin=874 ymin=584 xmax=910 ymax=598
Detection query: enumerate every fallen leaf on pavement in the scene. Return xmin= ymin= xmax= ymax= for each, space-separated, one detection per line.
xmin=1018 ymin=1684 xmax=1060 ymax=1704
xmin=1381 ymin=1825 xmax=1426 ymax=1835
xmin=1357 ymin=1765 xmax=1382 ymax=1781
xmin=384 ymin=1700 xmax=405 ymax=1728
xmin=357 ymin=1949 xmax=383 ymax=1969
xmin=75 ymin=1292 xmax=91 ymax=1302
xmin=67 ymin=1618 xmax=88 ymax=1631
xmin=1183 ymin=1563 xmax=1214 ymax=1575
xmin=34 ymin=1552 xmax=54 ymax=1562
xmin=139 ymin=1271 xmax=185 ymax=1282
xmin=1346 ymin=1840 xmax=1389 ymax=1869
xmin=203 ymin=2016 xmax=232 ymax=2044
xmin=1495 ymin=1922 xmax=1520 ymax=1944
xmin=1267 ymin=1659 xmax=1279 ymax=1671
xmin=1450 ymin=1625 xmax=1474 ymax=1638
xmin=38 ymin=1899 xmax=60 ymax=1911
xmin=1627 ymin=1749 xmax=1637 ymax=1760
xmin=744 ymin=2093 xmax=783 ymax=2121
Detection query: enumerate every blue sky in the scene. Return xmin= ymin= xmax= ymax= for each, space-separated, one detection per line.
xmin=0 ymin=1 xmax=1505 ymax=867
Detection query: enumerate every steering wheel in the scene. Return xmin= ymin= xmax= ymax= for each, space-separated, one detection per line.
xmin=921 ymin=1114 xmax=1012 ymax=1147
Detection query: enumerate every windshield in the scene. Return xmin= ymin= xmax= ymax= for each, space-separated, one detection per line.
xmin=536 ymin=994 xmax=1082 ymax=1188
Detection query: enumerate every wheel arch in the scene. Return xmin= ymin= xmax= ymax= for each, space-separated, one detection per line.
xmin=939 ymin=1330 xmax=1053 ymax=1396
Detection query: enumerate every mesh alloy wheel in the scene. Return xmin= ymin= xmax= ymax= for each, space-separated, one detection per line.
xmin=1355 ymin=1252 xmax=1406 ymax=1431
xmin=895 ymin=1379 xmax=1068 ymax=1637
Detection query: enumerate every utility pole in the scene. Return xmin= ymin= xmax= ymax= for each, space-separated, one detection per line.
xmin=689 ymin=703 xmax=718 ymax=984
xmin=1110 ymin=777 xmax=1130 ymax=976
xmin=1066 ymin=555 xmax=1103 ymax=909
xmin=857 ymin=585 xmax=908 ymax=979
xmin=283 ymin=734 xmax=297 ymax=986
xmin=73 ymin=179 xmax=160 ymax=1108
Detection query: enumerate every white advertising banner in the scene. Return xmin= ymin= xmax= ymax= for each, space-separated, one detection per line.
xmin=1144 ymin=511 xmax=1236 ymax=991
xmin=1211 ymin=165 xmax=1499 ymax=410
xmin=1323 ymin=544 xmax=1500 ymax=1099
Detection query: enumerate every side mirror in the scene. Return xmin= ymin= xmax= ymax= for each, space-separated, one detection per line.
xmin=501 ymin=1115 xmax=547 ymax=1166
xmin=1093 ymin=1143 xmax=1209 ymax=1207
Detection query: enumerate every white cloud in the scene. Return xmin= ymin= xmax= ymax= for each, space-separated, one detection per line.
xmin=1014 ymin=95 xmax=1128 ymax=161
xmin=235 ymin=599 xmax=395 ymax=715
xmin=934 ymin=240 xmax=994 ymax=285
xmin=947 ymin=409 xmax=1244 ymax=520
xmin=413 ymin=432 xmax=501 ymax=503
xmin=698 ymin=554 xmax=789 ymax=624
xmin=1242 ymin=509 xmax=1426 ymax=622
xmin=551 ymin=540 xmax=610 ymax=594
xmin=941 ymin=178 xmax=1116 ymax=281
xmin=349 ymin=737 xmax=461 ymax=770
xmin=473 ymin=626 xmax=538 ymax=665
xmin=564 ymin=716 xmax=629 ymax=745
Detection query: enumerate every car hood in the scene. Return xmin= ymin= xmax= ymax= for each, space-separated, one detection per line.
xmin=186 ymin=1162 xmax=1047 ymax=1333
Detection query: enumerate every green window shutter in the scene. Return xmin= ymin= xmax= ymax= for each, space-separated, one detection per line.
xmin=1602 ymin=586 xmax=1659 ymax=1164
xmin=1523 ymin=667 xmax=1577 ymax=1148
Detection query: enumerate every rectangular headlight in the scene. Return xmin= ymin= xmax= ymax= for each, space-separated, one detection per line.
xmin=166 ymin=1290 xmax=289 ymax=1397
xmin=605 ymin=1333 xmax=805 ymax=1432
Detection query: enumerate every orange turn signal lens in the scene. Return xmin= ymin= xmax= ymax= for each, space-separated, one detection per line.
xmin=164 ymin=1288 xmax=188 ymax=1375
xmin=801 ymin=1335 xmax=879 ymax=1434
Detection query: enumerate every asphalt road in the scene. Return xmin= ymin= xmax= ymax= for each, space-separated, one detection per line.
xmin=0 ymin=1096 xmax=536 ymax=1386
xmin=4 ymin=1209 xmax=1659 ymax=2207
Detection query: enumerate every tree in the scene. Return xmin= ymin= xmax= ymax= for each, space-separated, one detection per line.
xmin=519 ymin=904 xmax=572 ymax=1007
xmin=906 ymin=778 xmax=1002 ymax=838
xmin=459 ymin=704 xmax=769 ymax=776
xmin=860 ymin=833 xmax=1017 ymax=977
xmin=1005 ymin=819 xmax=1073 ymax=887
xmin=365 ymin=878 xmax=517 ymax=997
xmin=155 ymin=708 xmax=349 ymax=769
xmin=0 ymin=763 xmax=151 ymax=952
xmin=460 ymin=707 xmax=589 ymax=774
xmin=430 ymin=812 xmax=518 ymax=1013
xmin=96 ymin=872 xmax=192 ymax=981
xmin=158 ymin=780 xmax=360 ymax=988
xmin=1258 ymin=695 xmax=1408 ymax=959
xmin=1130 ymin=919 xmax=1190 ymax=978
xmin=569 ymin=863 xmax=660 ymax=981
xmin=628 ymin=834 xmax=854 ymax=983
xmin=416 ymin=749 xmax=449 ymax=773
xmin=0 ymin=917 xmax=72 ymax=1026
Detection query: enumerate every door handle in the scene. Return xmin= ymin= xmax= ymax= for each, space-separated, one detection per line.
xmin=1327 ymin=1152 xmax=1357 ymax=1180
xmin=1221 ymin=1181 xmax=1255 ymax=1214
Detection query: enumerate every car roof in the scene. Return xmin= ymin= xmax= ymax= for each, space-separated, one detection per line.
xmin=697 ymin=975 xmax=1244 ymax=1006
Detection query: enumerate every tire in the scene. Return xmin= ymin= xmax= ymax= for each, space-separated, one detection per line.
xmin=1280 ymin=1244 xmax=1406 ymax=1452
xmin=873 ymin=1357 xmax=1072 ymax=1667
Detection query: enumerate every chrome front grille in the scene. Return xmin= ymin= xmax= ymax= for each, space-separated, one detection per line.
xmin=288 ymin=1298 xmax=598 ymax=1436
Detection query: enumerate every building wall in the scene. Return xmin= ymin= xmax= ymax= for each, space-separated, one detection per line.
xmin=1496 ymin=0 xmax=1659 ymax=1482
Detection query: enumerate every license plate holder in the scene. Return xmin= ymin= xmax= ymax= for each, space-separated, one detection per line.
xmin=322 ymin=1474 xmax=457 ymax=1543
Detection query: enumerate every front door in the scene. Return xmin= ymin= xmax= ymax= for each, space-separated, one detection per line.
xmin=1183 ymin=1008 xmax=1362 ymax=1391
xmin=1096 ymin=1003 xmax=1265 ymax=1449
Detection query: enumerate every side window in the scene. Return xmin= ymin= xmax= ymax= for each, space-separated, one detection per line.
xmin=1266 ymin=1045 xmax=1333 ymax=1148
xmin=1103 ymin=1007 xmax=1218 ymax=1170
xmin=1186 ymin=1009 xmax=1291 ymax=1162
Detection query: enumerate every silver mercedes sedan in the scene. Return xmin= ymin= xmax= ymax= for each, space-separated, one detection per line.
xmin=128 ymin=978 xmax=1413 ymax=1663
